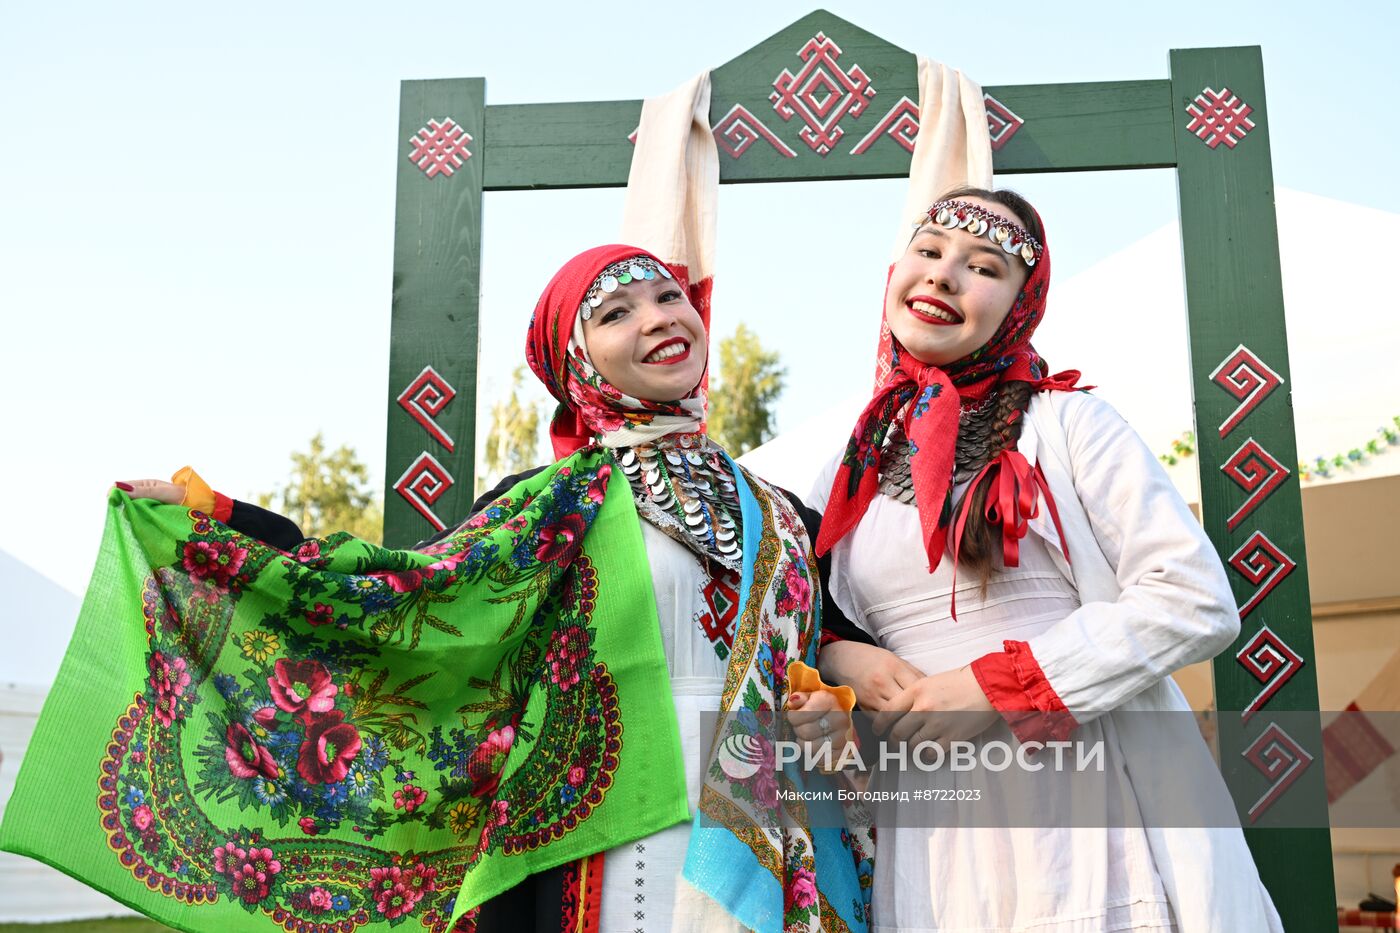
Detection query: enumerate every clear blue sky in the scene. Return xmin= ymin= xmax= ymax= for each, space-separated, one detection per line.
xmin=2 ymin=0 xmax=1396 ymax=604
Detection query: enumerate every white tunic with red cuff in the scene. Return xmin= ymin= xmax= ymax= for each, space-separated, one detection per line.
xmin=809 ymin=390 xmax=1283 ymax=932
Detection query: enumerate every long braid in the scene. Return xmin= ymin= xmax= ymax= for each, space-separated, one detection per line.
xmin=953 ymin=380 xmax=1035 ymax=587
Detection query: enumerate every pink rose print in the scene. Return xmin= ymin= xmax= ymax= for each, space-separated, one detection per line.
xmin=296 ymin=711 xmax=362 ymax=785
xmin=544 ymin=625 xmax=588 ymax=692
xmin=225 ymin=722 xmax=280 ymax=780
xmin=535 ymin=514 xmax=587 ymax=565
xmin=393 ymin=784 xmax=427 ymax=813
xmin=307 ymin=886 xmax=333 ymax=913
xmin=785 ymin=866 xmax=818 ymax=911
xmin=214 ymin=843 xmax=281 ymax=905
xmin=304 ymin=602 xmax=335 ymax=627
xmin=180 ymin=539 xmax=247 ymax=587
xmin=268 ymin=659 xmax=338 ymax=719
xmin=466 ymin=725 xmax=515 ymax=798
xmin=586 ymin=464 xmax=611 ymax=504
xmin=131 ymin=804 xmax=154 ymax=833
xmin=370 ymin=864 xmax=432 ymax=919
xmin=147 ymin=651 xmax=190 ymax=726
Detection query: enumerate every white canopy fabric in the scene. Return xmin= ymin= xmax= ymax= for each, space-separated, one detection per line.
xmin=742 ymin=188 xmax=1400 ymax=503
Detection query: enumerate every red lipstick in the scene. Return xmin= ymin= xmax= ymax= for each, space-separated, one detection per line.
xmin=906 ymin=296 xmax=963 ymax=325
xmin=642 ymin=337 xmax=691 ymax=365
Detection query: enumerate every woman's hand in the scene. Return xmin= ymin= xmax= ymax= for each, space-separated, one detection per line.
xmin=113 ymin=479 xmax=185 ymax=504
xmin=870 ymin=665 xmax=1000 ymax=747
xmin=817 ymin=641 xmax=925 ymax=711
xmin=787 ymin=689 xmax=854 ymax=771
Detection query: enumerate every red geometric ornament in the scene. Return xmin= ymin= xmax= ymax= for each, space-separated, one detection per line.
xmin=850 ymin=92 xmax=1024 ymax=157
xmin=1221 ymin=437 xmax=1290 ymax=531
xmin=393 ymin=452 xmax=454 ymax=531
xmin=712 ymin=104 xmax=798 ymax=159
xmin=1227 ymin=531 xmax=1296 ymax=619
xmin=1242 ymin=721 xmax=1313 ymax=822
xmin=407 ymin=118 xmax=473 ymax=179
xmin=983 ymin=93 xmax=1024 ymax=151
xmin=1236 ymin=625 xmax=1305 ymax=723
xmin=1185 ymin=87 xmax=1256 ymax=150
xmin=770 ymin=32 xmax=877 ymax=156
xmin=1209 ymin=344 xmax=1283 ymax=438
xmin=850 ymin=96 xmax=919 ymax=155
xmin=397 ymin=365 xmax=457 ymax=453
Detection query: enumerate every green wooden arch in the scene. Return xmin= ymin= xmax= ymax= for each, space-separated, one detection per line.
xmin=381 ymin=10 xmax=1332 ymax=926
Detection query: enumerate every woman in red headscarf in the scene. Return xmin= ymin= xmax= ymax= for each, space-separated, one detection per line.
xmin=805 ymin=188 xmax=1283 ymax=930
xmin=114 ymin=243 xmax=874 ymax=933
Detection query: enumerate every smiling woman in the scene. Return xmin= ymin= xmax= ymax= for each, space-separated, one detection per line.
xmin=64 ymin=242 xmax=876 ymax=933
xmin=809 ymin=186 xmax=1284 ymax=931
xmin=578 ymin=257 xmax=708 ymax=403
xmin=884 ymin=189 xmax=1039 ymax=367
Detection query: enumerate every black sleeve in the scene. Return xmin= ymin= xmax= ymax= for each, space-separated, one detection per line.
xmin=226 ymin=500 xmax=306 ymax=551
xmin=409 ymin=465 xmax=551 ymax=549
xmin=775 ymin=486 xmax=876 ymax=647
xmin=222 ymin=467 xmax=553 ymax=553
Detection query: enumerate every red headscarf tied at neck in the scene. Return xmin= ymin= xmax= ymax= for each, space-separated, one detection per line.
xmin=816 ymin=202 xmax=1087 ymax=584
xmin=525 ymin=244 xmax=710 ymax=460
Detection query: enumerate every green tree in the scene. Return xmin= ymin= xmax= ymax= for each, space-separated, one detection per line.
xmin=479 ymin=365 xmax=543 ymax=495
xmin=256 ymin=433 xmax=384 ymax=543
xmin=707 ymin=324 xmax=785 ymax=456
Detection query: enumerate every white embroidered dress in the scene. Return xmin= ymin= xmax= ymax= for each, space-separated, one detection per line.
xmin=597 ymin=523 xmax=745 ymax=933
xmin=808 ymin=391 xmax=1282 ymax=933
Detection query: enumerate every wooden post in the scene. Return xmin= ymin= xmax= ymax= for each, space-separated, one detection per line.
xmin=383 ymin=78 xmax=485 ymax=547
xmin=1172 ymin=46 xmax=1335 ymax=928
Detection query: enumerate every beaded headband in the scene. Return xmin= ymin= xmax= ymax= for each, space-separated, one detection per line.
xmin=918 ymin=199 xmax=1043 ymax=267
xmin=579 ymin=257 xmax=674 ymax=321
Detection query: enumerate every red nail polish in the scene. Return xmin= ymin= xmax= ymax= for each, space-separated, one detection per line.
xmin=115 ymin=482 xmax=134 ymax=491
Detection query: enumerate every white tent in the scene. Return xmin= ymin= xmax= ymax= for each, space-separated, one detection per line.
xmin=0 ymin=551 xmax=135 ymax=921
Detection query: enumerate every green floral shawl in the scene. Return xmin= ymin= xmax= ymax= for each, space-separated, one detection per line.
xmin=1 ymin=447 xmax=872 ymax=933
xmin=1 ymin=453 xmax=694 ymax=930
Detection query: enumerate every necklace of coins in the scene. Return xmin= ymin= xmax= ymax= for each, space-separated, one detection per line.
xmin=878 ymin=393 xmax=1000 ymax=502
xmin=615 ymin=437 xmax=743 ymax=572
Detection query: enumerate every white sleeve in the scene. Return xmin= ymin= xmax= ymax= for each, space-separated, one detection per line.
xmin=1020 ymin=394 xmax=1240 ymax=719
xmin=806 ymin=451 xmax=865 ymax=633
xmin=805 ymin=452 xmax=842 ymax=516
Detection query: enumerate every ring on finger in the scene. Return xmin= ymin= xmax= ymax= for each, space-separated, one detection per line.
xmin=818 ymin=716 xmax=831 ymax=737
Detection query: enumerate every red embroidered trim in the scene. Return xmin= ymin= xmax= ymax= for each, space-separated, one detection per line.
xmin=212 ymin=493 xmax=234 ymax=524
xmin=580 ymin=851 xmax=605 ymax=932
xmin=696 ymin=570 xmax=740 ymax=649
xmin=559 ymin=858 xmax=580 ymax=933
xmin=970 ymin=640 xmax=1077 ymax=744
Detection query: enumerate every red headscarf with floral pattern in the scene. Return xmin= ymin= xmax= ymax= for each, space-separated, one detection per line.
xmin=526 ymin=244 xmax=710 ymax=460
xmin=817 ymin=201 xmax=1085 ymax=580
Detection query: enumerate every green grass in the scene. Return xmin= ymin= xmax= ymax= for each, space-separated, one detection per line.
xmin=0 ymin=920 xmax=176 ymax=932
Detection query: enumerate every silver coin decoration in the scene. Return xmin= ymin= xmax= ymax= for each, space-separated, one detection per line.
xmin=923 ymin=199 xmax=1042 ymax=268
xmin=878 ymin=393 xmax=1002 ymax=502
xmin=577 ymin=256 xmax=677 ymax=323
xmin=615 ymin=436 xmax=743 ymax=571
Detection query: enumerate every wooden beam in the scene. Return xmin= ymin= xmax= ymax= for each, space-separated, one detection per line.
xmin=1313 ymin=596 xmax=1400 ymax=620
xmin=1171 ymin=45 xmax=1335 ymax=928
xmin=383 ymin=79 xmax=486 ymax=547
xmin=480 ymin=79 xmax=1175 ymax=191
